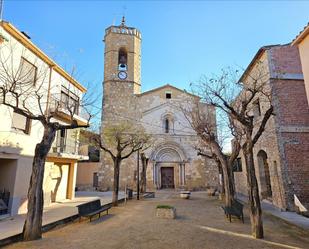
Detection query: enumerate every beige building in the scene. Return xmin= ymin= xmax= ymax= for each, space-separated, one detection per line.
xmin=76 ymin=130 xmax=101 ymax=191
xmin=100 ymin=18 xmax=219 ymax=191
xmin=0 ymin=21 xmax=88 ymax=216
xmin=292 ymin=23 xmax=309 ymax=106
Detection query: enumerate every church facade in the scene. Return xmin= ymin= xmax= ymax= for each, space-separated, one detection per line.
xmin=99 ymin=19 xmax=219 ymax=191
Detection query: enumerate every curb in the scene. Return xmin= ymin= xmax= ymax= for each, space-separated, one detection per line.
xmin=263 ymin=210 xmax=309 ymax=231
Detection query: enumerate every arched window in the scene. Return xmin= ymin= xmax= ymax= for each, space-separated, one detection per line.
xmin=165 ymin=118 xmax=169 ymax=133
xmin=118 ymin=48 xmax=127 ymax=71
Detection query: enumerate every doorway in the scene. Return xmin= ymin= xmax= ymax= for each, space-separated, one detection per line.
xmin=257 ymin=150 xmax=272 ymax=199
xmin=161 ymin=167 xmax=174 ymax=189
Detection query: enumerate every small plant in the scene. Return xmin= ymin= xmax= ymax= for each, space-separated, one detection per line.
xmin=156 ymin=205 xmax=174 ymax=209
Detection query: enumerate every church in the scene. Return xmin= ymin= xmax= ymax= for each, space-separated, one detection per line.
xmin=99 ymin=18 xmax=219 ymax=191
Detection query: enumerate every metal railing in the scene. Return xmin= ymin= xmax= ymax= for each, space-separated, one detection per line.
xmin=52 ymin=137 xmax=79 ymax=155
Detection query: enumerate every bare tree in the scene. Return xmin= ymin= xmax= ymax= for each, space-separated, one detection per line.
xmin=98 ymin=122 xmax=151 ymax=206
xmin=191 ymin=66 xmax=273 ymax=238
xmin=0 ymin=41 xmax=92 ymax=241
xmin=182 ymin=99 xmax=241 ymax=207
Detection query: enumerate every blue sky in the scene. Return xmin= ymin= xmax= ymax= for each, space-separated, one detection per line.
xmin=3 ymin=1 xmax=309 ymax=94
xmin=3 ymin=0 xmax=308 ymax=150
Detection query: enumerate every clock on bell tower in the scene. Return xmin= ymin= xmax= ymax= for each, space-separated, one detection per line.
xmin=102 ymin=17 xmax=142 ymax=125
xmin=103 ymin=16 xmax=141 ymax=93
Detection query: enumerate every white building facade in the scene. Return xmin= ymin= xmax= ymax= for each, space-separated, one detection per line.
xmin=0 ymin=21 xmax=88 ymax=216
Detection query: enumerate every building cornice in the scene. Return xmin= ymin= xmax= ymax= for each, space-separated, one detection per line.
xmin=291 ymin=23 xmax=309 ymax=46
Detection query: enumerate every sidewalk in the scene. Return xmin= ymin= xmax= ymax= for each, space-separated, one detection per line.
xmin=261 ymin=200 xmax=309 ymax=230
xmin=0 ymin=191 xmax=125 ymax=243
xmin=237 ymin=194 xmax=309 ymax=230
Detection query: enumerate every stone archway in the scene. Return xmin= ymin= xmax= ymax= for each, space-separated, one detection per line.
xmin=257 ymin=150 xmax=272 ymax=199
xmin=150 ymin=142 xmax=187 ymax=189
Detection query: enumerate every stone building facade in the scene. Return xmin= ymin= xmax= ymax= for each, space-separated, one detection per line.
xmin=234 ymin=44 xmax=309 ymax=211
xmin=99 ymin=19 xmax=219 ymax=191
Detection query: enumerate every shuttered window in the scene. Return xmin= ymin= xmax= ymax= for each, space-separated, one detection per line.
xmin=19 ymin=57 xmax=37 ymax=86
xmin=11 ymin=111 xmax=31 ymax=134
xmin=60 ymin=86 xmax=79 ymax=115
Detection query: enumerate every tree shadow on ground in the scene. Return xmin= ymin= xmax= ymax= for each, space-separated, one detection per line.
xmin=90 ymin=214 xmax=115 ymax=225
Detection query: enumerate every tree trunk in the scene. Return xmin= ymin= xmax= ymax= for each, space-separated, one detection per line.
xmin=227 ymin=161 xmax=235 ymax=198
xmin=23 ymin=125 xmax=57 ymax=241
xmin=219 ymin=163 xmax=225 ymax=196
xmin=140 ymin=154 xmax=148 ymax=194
xmin=112 ymin=157 xmax=121 ymax=206
xmin=211 ymin=142 xmax=234 ymax=207
xmin=222 ymin=158 xmax=234 ymax=207
xmin=244 ymin=140 xmax=264 ymax=239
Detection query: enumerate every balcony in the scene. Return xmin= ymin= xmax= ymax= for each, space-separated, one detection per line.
xmin=49 ymin=134 xmax=88 ymax=161
xmin=49 ymin=99 xmax=89 ymax=126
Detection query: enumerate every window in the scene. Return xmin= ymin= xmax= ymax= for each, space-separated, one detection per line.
xmin=19 ymin=57 xmax=37 ymax=85
xmin=253 ymin=99 xmax=261 ymax=117
xmin=118 ymin=48 xmax=127 ymax=71
xmin=166 ymin=92 xmax=171 ymax=99
xmin=233 ymin=158 xmax=242 ymax=172
xmin=60 ymin=87 xmax=79 ymax=115
xmin=164 ymin=118 xmax=170 ymax=133
xmin=11 ymin=110 xmax=31 ymax=134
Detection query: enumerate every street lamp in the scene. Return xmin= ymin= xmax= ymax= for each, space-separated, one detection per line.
xmin=137 ymin=149 xmax=140 ymax=200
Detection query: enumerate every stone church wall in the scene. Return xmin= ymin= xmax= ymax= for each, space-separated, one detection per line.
xmin=99 ymin=21 xmax=219 ymax=193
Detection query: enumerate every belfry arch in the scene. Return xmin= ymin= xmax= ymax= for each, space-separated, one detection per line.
xmin=149 ymin=142 xmax=188 ymax=189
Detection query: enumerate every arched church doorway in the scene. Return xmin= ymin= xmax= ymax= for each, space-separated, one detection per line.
xmin=150 ymin=142 xmax=187 ymax=189
xmin=257 ymin=150 xmax=272 ymax=199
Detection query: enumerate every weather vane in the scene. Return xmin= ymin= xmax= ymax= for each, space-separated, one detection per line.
xmin=122 ymin=5 xmax=127 ymax=25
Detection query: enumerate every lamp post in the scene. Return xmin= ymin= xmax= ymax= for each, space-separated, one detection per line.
xmin=137 ymin=148 xmax=140 ymax=200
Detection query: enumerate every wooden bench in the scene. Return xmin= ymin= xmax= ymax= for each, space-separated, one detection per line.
xmin=221 ymin=200 xmax=244 ymax=223
xmin=77 ymin=199 xmax=111 ymax=222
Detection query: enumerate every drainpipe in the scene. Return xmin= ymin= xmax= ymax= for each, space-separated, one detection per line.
xmin=45 ymin=65 xmax=53 ymax=115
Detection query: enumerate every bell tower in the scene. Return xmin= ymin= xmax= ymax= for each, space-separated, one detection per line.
xmin=102 ymin=17 xmax=142 ymax=125
xmin=100 ymin=18 xmax=142 ymax=190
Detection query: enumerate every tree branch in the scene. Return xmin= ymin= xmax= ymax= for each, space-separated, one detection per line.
xmin=252 ymin=105 xmax=274 ymax=145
